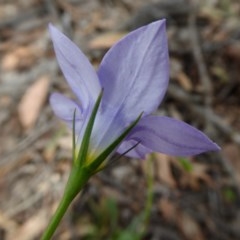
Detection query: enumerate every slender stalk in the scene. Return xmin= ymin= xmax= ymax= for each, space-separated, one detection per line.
xmin=143 ymin=154 xmax=154 ymax=225
xmin=41 ymin=167 xmax=90 ymax=240
xmin=41 ymin=91 xmax=102 ymax=239
xmin=40 ymin=192 xmax=73 ymax=240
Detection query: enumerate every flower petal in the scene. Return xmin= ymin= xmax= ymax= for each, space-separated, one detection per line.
xmin=98 ymin=19 xmax=169 ymax=123
xmin=49 ymin=24 xmax=101 ymax=109
xmin=50 ymin=93 xmax=82 ymax=121
xmin=124 ymin=115 xmax=220 ymax=157
xmin=50 ymin=92 xmax=86 ymax=136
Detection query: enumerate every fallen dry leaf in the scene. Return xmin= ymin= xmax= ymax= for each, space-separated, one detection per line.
xmin=8 ymin=210 xmax=47 ymax=240
xmin=0 ymin=213 xmax=17 ymax=238
xmin=225 ymin=43 xmax=240 ymax=60
xmin=176 ymin=160 xmax=213 ymax=190
xmin=1 ymin=45 xmax=41 ymax=71
xmin=88 ymin=32 xmax=127 ymax=50
xmin=155 ymin=153 xmax=176 ymax=188
xmin=222 ymin=143 xmax=240 ymax=184
xmin=176 ymin=71 xmax=193 ymax=91
xmin=177 ymin=212 xmax=205 ymax=240
xmin=158 ymin=198 xmax=177 ymax=222
xmin=18 ymin=75 xmax=50 ymax=130
xmin=170 ymin=58 xmax=193 ymax=91
xmin=191 ymin=163 xmax=213 ymax=185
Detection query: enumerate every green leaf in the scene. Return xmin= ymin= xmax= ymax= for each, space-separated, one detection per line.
xmin=178 ymin=157 xmax=193 ymax=172
xmin=222 ymin=187 xmax=237 ymax=202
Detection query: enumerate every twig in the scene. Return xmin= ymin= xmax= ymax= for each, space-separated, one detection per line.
xmin=188 ymin=7 xmax=213 ymax=106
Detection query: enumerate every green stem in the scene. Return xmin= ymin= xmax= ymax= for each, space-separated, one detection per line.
xmin=40 ymin=192 xmax=72 ymax=240
xmin=41 ymin=167 xmax=90 ymax=240
xmin=143 ymin=155 xmax=154 ymax=225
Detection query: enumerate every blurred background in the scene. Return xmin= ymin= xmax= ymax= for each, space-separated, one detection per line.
xmin=0 ymin=0 xmax=240 ymax=239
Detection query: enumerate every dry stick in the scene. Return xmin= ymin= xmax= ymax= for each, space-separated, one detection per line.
xmin=188 ymin=10 xmax=213 ymax=106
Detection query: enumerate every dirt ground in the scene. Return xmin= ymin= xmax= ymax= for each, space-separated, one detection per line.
xmin=1 ymin=0 xmax=240 ymax=239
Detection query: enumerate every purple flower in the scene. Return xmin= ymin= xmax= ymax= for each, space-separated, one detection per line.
xmin=49 ymin=20 xmax=220 ymax=162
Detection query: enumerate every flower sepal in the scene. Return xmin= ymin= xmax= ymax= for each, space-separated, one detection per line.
xmin=72 ymin=89 xmax=142 ymax=176
xmin=73 ymin=90 xmax=103 ymax=168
